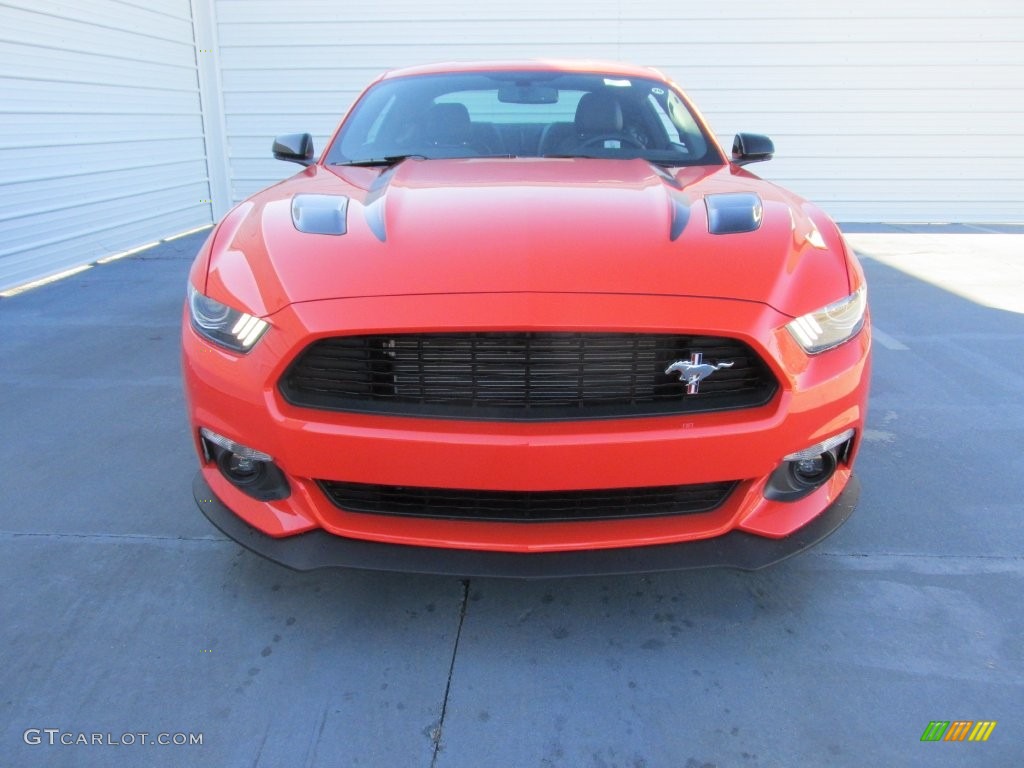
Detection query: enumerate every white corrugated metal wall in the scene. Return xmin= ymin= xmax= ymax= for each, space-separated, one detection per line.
xmin=0 ymin=0 xmax=213 ymax=291
xmin=213 ymin=0 xmax=1024 ymax=222
xmin=1 ymin=0 xmax=1022 ymax=290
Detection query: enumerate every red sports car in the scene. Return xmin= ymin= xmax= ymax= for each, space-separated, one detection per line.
xmin=182 ymin=61 xmax=871 ymax=577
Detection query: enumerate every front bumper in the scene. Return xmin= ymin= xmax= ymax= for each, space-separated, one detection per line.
xmin=194 ymin=472 xmax=859 ymax=577
xmin=184 ymin=291 xmax=871 ymax=557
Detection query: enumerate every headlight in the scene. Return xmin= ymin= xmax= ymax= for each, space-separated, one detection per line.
xmin=786 ymin=285 xmax=866 ymax=354
xmin=187 ymin=284 xmax=268 ymax=352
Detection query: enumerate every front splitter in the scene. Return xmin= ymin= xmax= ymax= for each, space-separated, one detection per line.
xmin=193 ymin=473 xmax=859 ymax=579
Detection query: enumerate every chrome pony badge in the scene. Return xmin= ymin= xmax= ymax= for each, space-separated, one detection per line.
xmin=665 ymin=353 xmax=734 ymax=395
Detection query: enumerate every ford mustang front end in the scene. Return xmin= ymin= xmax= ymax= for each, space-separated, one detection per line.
xmin=182 ymin=61 xmax=871 ymax=576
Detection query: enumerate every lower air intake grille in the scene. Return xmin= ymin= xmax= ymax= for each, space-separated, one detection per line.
xmin=316 ymin=480 xmax=739 ymax=523
xmin=281 ymin=332 xmax=776 ymax=420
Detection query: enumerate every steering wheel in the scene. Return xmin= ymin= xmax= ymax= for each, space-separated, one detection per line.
xmin=577 ymin=133 xmax=646 ymax=150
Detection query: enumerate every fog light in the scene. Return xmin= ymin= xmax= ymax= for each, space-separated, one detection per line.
xmin=218 ymin=449 xmax=267 ymax=486
xmin=790 ymin=451 xmax=837 ymax=487
xmin=228 ymin=453 xmax=259 ymax=475
xmin=765 ymin=429 xmax=854 ymax=502
xmin=198 ymin=428 xmax=290 ymax=502
xmin=795 ymin=457 xmax=824 ymax=476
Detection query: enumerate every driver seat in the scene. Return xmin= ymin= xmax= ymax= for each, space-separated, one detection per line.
xmin=538 ymin=91 xmax=623 ymax=155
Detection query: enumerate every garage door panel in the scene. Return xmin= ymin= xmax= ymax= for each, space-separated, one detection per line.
xmin=0 ymin=184 xmax=213 ymax=258
xmin=214 ymin=0 xmax=635 ymax=21
xmin=691 ymin=89 xmax=1014 ymax=115
xmin=0 ymin=114 xmax=205 ymax=147
xmin=229 ymin=157 xmax=306 ymax=180
xmin=817 ymin=199 xmax=1021 ymax=222
xmin=0 ymin=161 xmax=211 ymax=216
xmin=215 ymin=20 xmax=620 ymax=48
xmin=0 ymin=0 xmax=210 ymax=292
xmin=712 ymin=111 xmax=1020 ymax=137
xmin=764 ymin=157 xmax=1024 ymax=182
xmin=661 ymin=65 xmax=1019 ymax=91
xmin=0 ymin=40 xmax=197 ymax=91
xmin=6 ymin=0 xmax=195 ymax=40
xmin=1 ymin=78 xmax=200 ymax=113
xmin=216 ymin=0 xmax=1023 ymax=22
xmin=2 ymin=3 xmax=194 ymax=64
xmin=616 ymin=17 xmax=1019 ymax=44
xmin=222 ymin=91 xmax=356 ymax=120
xmin=776 ymin=178 xmax=1023 ymax=204
xmin=634 ymin=41 xmax=1024 ymax=68
xmin=0 ymin=208 xmax=209 ymax=290
xmin=730 ymin=133 xmax=1018 ymax=159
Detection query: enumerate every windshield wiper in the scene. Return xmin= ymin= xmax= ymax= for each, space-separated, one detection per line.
xmin=543 ymin=152 xmax=691 ymax=170
xmin=333 ymin=154 xmax=426 ymax=167
xmin=336 ymin=153 xmax=522 ymax=166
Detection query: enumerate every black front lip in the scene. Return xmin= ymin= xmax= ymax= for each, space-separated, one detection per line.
xmin=193 ymin=473 xmax=859 ymax=579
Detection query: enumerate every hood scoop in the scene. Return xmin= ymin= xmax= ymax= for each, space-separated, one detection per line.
xmin=291 ymin=194 xmax=349 ymax=235
xmin=705 ymin=193 xmax=763 ymax=235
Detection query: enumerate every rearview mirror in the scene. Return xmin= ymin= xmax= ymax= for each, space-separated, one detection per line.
xmin=273 ymin=133 xmax=315 ymax=166
xmin=498 ymin=83 xmax=559 ymax=104
xmin=731 ymin=133 xmax=774 ymax=166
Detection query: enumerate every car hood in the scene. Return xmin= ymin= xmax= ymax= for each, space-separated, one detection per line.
xmin=203 ymin=158 xmax=852 ymax=319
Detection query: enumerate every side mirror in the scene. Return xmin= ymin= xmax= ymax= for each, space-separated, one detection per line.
xmin=273 ymin=133 xmax=315 ymax=166
xmin=731 ymin=133 xmax=774 ymax=166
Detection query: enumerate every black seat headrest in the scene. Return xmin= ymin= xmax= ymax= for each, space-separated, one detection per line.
xmin=574 ymin=91 xmax=623 ymax=134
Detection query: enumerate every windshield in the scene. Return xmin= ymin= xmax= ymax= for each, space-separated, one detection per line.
xmin=325 ymin=70 xmax=724 ymax=167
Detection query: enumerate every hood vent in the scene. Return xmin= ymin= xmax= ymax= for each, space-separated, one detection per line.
xmin=363 ymin=198 xmax=387 ymax=242
xmin=670 ymin=198 xmax=691 ymax=241
xmin=291 ymin=194 xmax=349 ymax=235
xmin=705 ymin=193 xmax=763 ymax=235
xmin=360 ymin=164 xmax=399 ymax=242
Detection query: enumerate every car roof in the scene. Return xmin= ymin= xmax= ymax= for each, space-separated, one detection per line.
xmin=379 ymin=60 xmax=669 ymax=82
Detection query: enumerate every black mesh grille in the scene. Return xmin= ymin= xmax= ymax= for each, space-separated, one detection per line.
xmin=316 ymin=480 xmax=739 ymax=522
xmin=281 ymin=333 xmax=777 ymax=420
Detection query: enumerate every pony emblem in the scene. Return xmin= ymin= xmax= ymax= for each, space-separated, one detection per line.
xmin=665 ymin=353 xmax=734 ymax=395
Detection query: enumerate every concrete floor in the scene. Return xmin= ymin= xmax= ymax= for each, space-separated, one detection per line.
xmin=1 ymin=229 xmax=1021 ymax=767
